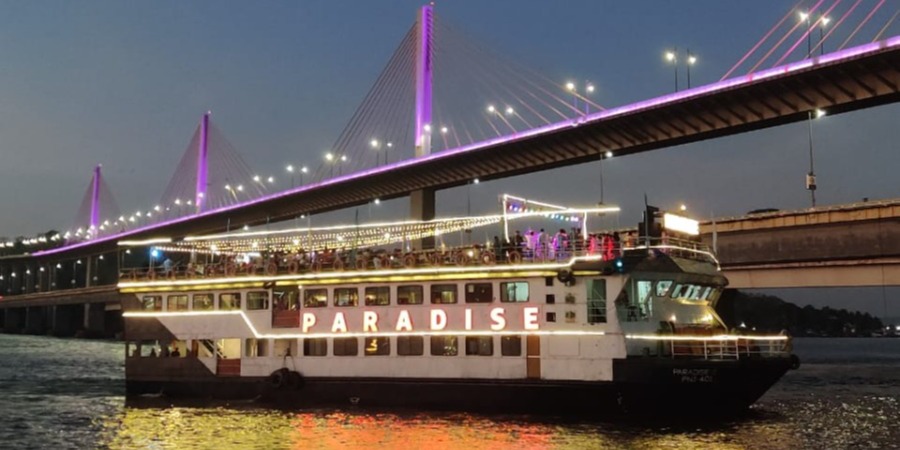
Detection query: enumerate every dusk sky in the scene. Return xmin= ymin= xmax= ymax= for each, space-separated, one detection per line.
xmin=0 ymin=2 xmax=897 ymax=312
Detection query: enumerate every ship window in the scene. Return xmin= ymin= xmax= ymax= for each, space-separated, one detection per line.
xmin=670 ymin=284 xmax=685 ymax=298
xmin=706 ymin=288 xmax=722 ymax=303
xmin=168 ymin=340 xmax=187 ymax=358
xmin=166 ymin=295 xmax=188 ymax=311
xmin=247 ymin=291 xmax=269 ymax=310
xmin=637 ymin=280 xmax=653 ymax=316
xmin=501 ymin=336 xmax=522 ymax=356
xmin=586 ymin=279 xmax=607 ymax=323
xmin=274 ymin=339 xmax=297 ymax=357
xmin=364 ymin=337 xmax=390 ymax=356
xmin=273 ymin=287 xmax=300 ymax=311
xmin=192 ymin=293 xmax=214 ymax=311
xmin=500 ymin=282 xmax=529 ymax=302
xmin=364 ymin=287 xmax=390 ymax=306
xmin=397 ymin=336 xmax=424 ymax=355
xmin=139 ymin=340 xmax=161 ymax=357
xmin=465 ymin=336 xmax=493 ymax=356
xmin=465 ymin=283 xmax=493 ymax=303
xmin=219 ymin=293 xmax=241 ymax=310
xmin=141 ymin=295 xmax=162 ymax=311
xmin=334 ymin=288 xmax=359 ymax=307
xmin=700 ymin=286 xmax=713 ymax=301
xmin=245 ymin=338 xmax=269 ymax=357
xmin=430 ymin=336 xmax=458 ymax=356
xmin=430 ymin=284 xmax=458 ymax=304
xmin=333 ymin=337 xmax=358 ymax=356
xmin=397 ymin=285 xmax=423 ymax=305
xmin=546 ymin=294 xmax=556 ymax=304
xmin=545 ymin=276 xmax=554 ymax=287
xmin=655 ymin=280 xmax=673 ymax=297
xmin=303 ymin=338 xmax=327 ymax=356
xmin=304 ymin=289 xmax=327 ymax=308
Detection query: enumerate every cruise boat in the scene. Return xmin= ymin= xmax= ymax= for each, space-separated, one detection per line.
xmin=118 ymin=203 xmax=798 ymax=415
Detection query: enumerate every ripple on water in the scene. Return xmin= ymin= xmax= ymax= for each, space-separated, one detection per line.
xmin=2 ymin=335 xmax=900 ymax=449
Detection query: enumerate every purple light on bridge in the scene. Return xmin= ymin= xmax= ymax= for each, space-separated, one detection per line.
xmin=90 ymin=164 xmax=101 ymax=232
xmin=195 ymin=112 xmax=210 ymax=214
xmin=32 ymin=37 xmax=900 ymax=258
xmin=414 ymin=4 xmax=434 ymax=157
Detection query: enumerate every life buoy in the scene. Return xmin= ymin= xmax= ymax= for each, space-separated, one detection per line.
xmin=481 ymin=252 xmax=496 ymax=265
xmin=147 ymin=269 xmax=157 ymax=280
xmin=333 ymin=258 xmax=345 ymax=271
xmin=430 ymin=252 xmax=442 ymax=266
xmin=312 ymin=260 xmax=323 ymax=273
xmin=288 ymin=261 xmax=300 ymax=274
xmin=266 ymin=262 xmax=278 ymax=276
xmin=508 ymin=251 xmax=523 ymax=264
xmin=268 ymin=368 xmax=289 ymax=389
xmin=356 ymin=258 xmax=368 ymax=271
xmin=403 ymin=253 xmax=417 ymax=268
xmin=206 ymin=265 xmax=217 ymax=277
xmin=455 ymin=252 xmax=470 ymax=266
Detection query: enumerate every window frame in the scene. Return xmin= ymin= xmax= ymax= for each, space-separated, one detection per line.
xmin=397 ymin=285 xmax=424 ymax=305
xmin=364 ymin=286 xmax=391 ymax=306
xmin=303 ymin=338 xmax=327 ymax=356
xmin=465 ymin=282 xmax=493 ymax=303
xmin=334 ymin=288 xmax=359 ymax=307
xmin=219 ymin=292 xmax=241 ymax=310
xmin=397 ymin=336 xmax=425 ymax=355
xmin=430 ymin=284 xmax=458 ymax=304
xmin=303 ymin=288 xmax=328 ymax=308
xmin=333 ymin=337 xmax=359 ymax=356
xmin=464 ymin=336 xmax=494 ymax=356
xmin=192 ymin=293 xmax=214 ymax=311
xmin=166 ymin=295 xmax=188 ymax=311
xmin=430 ymin=335 xmax=459 ymax=356
xmin=246 ymin=291 xmax=270 ymax=310
xmin=500 ymin=281 xmax=530 ymax=303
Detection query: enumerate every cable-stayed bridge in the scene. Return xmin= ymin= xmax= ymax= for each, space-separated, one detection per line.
xmin=1 ymin=3 xmax=899 ymax=304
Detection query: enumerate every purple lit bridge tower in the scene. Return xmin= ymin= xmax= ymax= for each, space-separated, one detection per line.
xmin=89 ymin=164 xmax=102 ymax=236
xmin=195 ymin=112 xmax=210 ymax=214
xmin=411 ymin=4 xmax=435 ymax=249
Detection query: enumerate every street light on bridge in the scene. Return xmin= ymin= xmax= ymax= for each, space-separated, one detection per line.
xmin=805 ymin=108 xmax=826 ymax=208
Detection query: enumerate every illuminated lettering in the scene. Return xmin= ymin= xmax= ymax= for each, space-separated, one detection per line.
xmin=490 ymin=307 xmax=506 ymax=331
xmin=430 ymin=309 xmax=447 ymax=331
xmin=302 ymin=312 xmax=317 ymax=333
xmin=465 ymin=308 xmax=473 ymax=330
xmin=524 ymin=307 xmax=539 ymax=330
xmin=331 ymin=312 xmax=348 ymax=333
xmin=363 ymin=311 xmax=379 ymax=332
xmin=395 ymin=310 xmax=413 ymax=332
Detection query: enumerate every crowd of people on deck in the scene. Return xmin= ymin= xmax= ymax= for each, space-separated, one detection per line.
xmin=139 ymin=227 xmax=690 ymax=280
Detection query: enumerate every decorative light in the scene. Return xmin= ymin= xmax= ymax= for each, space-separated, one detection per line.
xmin=373 ymin=198 xmax=381 ymax=205
xmin=473 ymin=178 xmax=480 ymax=184
xmin=565 ymin=82 xmax=575 ymax=91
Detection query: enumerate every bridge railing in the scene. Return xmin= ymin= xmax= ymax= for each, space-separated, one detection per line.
xmin=118 ymin=239 xmax=717 ymax=282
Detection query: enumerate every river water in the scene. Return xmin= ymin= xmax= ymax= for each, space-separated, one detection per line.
xmin=0 ymin=335 xmax=898 ymax=449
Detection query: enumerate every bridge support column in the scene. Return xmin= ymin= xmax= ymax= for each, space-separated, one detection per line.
xmin=83 ymin=303 xmax=107 ymax=338
xmin=411 ymin=188 xmax=436 ymax=250
xmin=25 ymin=306 xmax=47 ymax=335
xmin=51 ymin=304 xmax=84 ymax=337
xmin=3 ymin=307 xmax=25 ymax=333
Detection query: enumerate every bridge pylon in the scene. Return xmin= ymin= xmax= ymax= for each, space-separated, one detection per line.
xmin=411 ymin=4 xmax=436 ymax=250
xmin=195 ymin=112 xmax=210 ymax=214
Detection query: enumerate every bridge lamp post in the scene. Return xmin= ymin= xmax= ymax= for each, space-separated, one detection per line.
xmin=686 ymin=52 xmax=697 ymax=89
xmin=325 ymin=152 xmax=335 ymax=177
xmin=819 ymin=17 xmax=830 ymax=55
xmin=370 ymin=139 xmax=382 ymax=166
xmin=805 ymin=108 xmax=826 ymax=207
xmin=386 ymin=142 xmax=393 ymax=164
xmin=799 ymin=12 xmax=812 ymax=58
xmin=599 ymin=150 xmax=613 ymax=204
xmin=665 ymin=50 xmax=678 ymax=91
xmin=286 ymin=164 xmax=295 ymax=188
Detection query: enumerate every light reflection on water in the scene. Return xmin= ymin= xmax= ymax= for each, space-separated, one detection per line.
xmin=1 ymin=335 xmax=899 ymax=449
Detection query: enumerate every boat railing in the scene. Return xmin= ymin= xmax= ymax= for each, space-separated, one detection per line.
xmin=118 ymin=238 xmax=716 ymax=282
xmin=662 ymin=336 xmax=790 ymax=361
